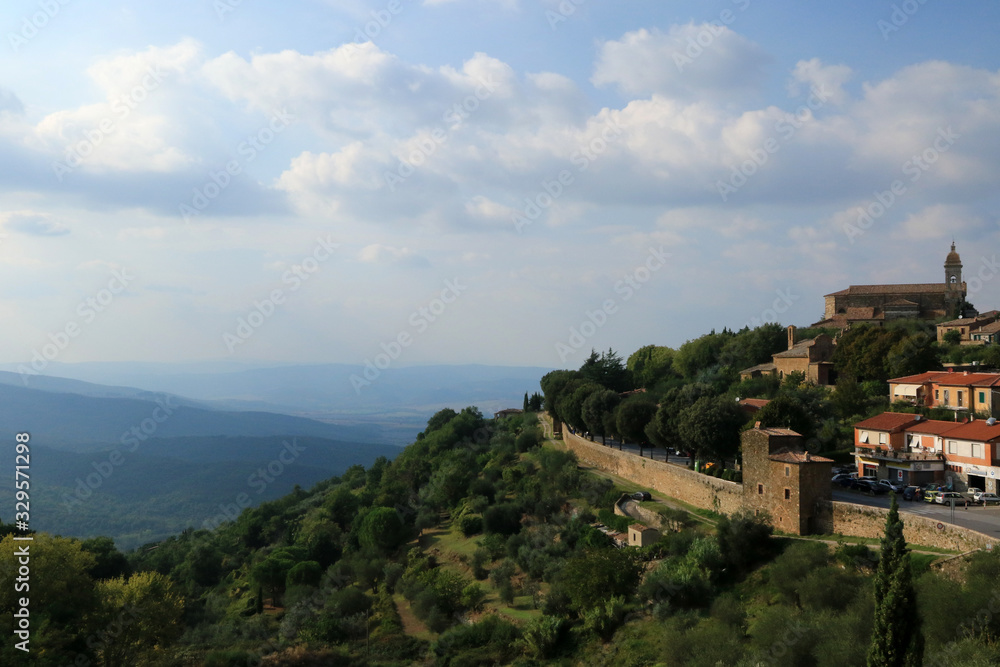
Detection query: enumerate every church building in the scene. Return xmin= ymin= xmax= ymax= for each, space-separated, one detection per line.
xmin=812 ymin=243 xmax=967 ymax=327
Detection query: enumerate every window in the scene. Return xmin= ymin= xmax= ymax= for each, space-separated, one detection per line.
xmin=784 ymin=488 xmax=791 ymax=500
xmin=980 ymin=391 xmax=986 ymax=404
xmin=860 ymin=431 xmax=869 ymax=444
xmin=879 ymin=433 xmax=887 ymax=444
xmin=972 ymin=443 xmax=982 ymax=459
xmin=758 ymin=484 xmax=764 ymax=495
xmin=958 ymin=392 xmax=963 ymax=407
xmin=935 ymin=389 xmax=940 ymax=400
xmin=944 ymin=390 xmax=950 ymax=405
xmin=948 ymin=441 xmax=958 ymax=454
xmin=785 ymin=466 xmax=790 ymax=477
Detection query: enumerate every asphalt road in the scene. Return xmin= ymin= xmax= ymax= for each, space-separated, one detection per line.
xmin=833 ymin=488 xmax=1000 ymax=539
xmin=570 ymin=433 xmax=695 ymax=466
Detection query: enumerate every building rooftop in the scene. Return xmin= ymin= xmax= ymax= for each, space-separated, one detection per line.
xmin=629 ymin=524 xmax=658 ymax=533
xmin=752 ymin=426 xmax=802 ymax=437
xmin=889 ymin=370 xmax=1000 ymax=387
xmin=740 ymin=362 xmax=777 ymax=374
xmin=939 ymin=420 xmax=1000 ymax=442
xmin=904 ymin=419 xmax=961 ymax=436
xmin=854 ymin=412 xmax=922 ymax=432
xmin=769 ymin=449 xmax=833 ymax=464
xmin=826 ymin=283 xmax=956 ymax=297
xmin=773 ymin=338 xmax=819 ymax=358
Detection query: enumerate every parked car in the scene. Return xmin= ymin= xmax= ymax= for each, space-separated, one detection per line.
xmin=924 ymin=490 xmax=941 ymax=503
xmin=834 ymin=475 xmax=856 ymax=487
xmin=902 ymin=486 xmax=923 ymax=501
xmin=832 ymin=473 xmax=856 ymax=483
xmin=631 ymin=491 xmax=651 ymax=501
xmin=935 ymin=492 xmax=968 ymax=506
xmin=877 ymin=479 xmax=907 ymax=493
xmin=974 ymin=493 xmax=1000 ymax=506
xmin=851 ymin=479 xmax=888 ymax=496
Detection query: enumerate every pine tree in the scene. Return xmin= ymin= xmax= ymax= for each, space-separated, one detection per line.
xmin=866 ymin=494 xmax=923 ymax=667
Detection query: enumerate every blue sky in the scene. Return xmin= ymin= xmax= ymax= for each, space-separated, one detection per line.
xmin=2 ymin=0 xmax=1000 ymax=372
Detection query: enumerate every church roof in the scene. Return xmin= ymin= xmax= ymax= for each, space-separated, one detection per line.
xmin=885 ymin=298 xmax=920 ymax=307
xmin=825 ymin=283 xmax=954 ymax=297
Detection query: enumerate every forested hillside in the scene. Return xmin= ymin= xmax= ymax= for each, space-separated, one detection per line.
xmin=4 ymin=402 xmax=1000 ymax=665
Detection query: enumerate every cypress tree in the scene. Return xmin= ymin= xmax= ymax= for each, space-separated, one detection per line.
xmin=523 ymin=392 xmax=529 ymax=411
xmin=866 ymin=494 xmax=923 ymax=667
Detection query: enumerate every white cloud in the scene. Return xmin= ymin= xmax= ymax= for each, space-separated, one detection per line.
xmin=592 ymin=25 xmax=770 ymax=101
xmin=788 ymin=58 xmax=852 ymax=105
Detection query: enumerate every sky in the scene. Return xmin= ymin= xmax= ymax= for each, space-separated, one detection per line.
xmin=2 ymin=0 xmax=1000 ymax=373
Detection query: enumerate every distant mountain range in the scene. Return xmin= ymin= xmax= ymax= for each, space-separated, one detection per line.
xmin=1 ymin=362 xmax=552 ymax=443
xmin=0 ymin=363 xmax=551 ymax=549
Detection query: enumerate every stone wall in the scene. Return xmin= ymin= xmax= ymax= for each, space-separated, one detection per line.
xmin=816 ymin=500 xmax=999 ymax=552
xmin=558 ymin=420 xmax=999 ymax=550
xmin=562 ymin=430 xmax=743 ymax=516
xmin=614 ymin=496 xmax=667 ymax=530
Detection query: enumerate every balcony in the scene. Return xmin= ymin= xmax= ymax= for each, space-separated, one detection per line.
xmin=853 ymin=447 xmax=945 ymax=463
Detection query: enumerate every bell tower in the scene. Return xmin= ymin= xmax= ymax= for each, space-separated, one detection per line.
xmin=944 ymin=242 xmax=963 ymax=288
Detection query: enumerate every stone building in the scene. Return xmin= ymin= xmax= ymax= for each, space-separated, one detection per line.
xmin=739 ymin=325 xmax=836 ymax=386
xmin=937 ymin=311 xmax=1000 ymax=345
xmin=628 ymin=524 xmax=661 ymax=547
xmin=813 ymin=243 xmax=967 ymax=327
xmin=741 ymin=425 xmax=833 ymax=535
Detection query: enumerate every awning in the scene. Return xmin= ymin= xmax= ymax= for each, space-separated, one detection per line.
xmin=893 ymin=384 xmax=921 ymax=397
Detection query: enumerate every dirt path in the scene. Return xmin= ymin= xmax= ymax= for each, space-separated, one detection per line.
xmin=393 ymin=594 xmax=430 ymax=638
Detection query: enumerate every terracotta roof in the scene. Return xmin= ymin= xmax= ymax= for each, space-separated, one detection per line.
xmin=941 ymin=420 xmax=1000 ymax=442
xmin=741 ymin=362 xmax=777 ymax=373
xmin=773 ymin=336 xmax=832 ymax=358
xmin=976 ymin=322 xmax=1000 ymax=335
xmin=739 ymin=398 xmax=771 ymax=409
xmin=769 ymin=450 xmax=833 ymax=463
xmin=939 ymin=373 xmax=1000 ymax=388
xmin=889 ymin=371 xmax=1000 ymax=387
xmin=889 ymin=372 xmax=942 ymax=384
xmin=904 ymin=419 xmax=960 ymax=436
xmin=754 ymin=426 xmax=802 ymax=437
xmin=853 ymin=412 xmax=921 ymax=432
xmin=939 ymin=316 xmax=984 ymax=327
xmin=825 ymin=283 xmax=955 ymax=297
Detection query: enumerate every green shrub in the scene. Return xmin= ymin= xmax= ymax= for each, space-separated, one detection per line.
xmin=459 ymin=515 xmax=483 ymax=537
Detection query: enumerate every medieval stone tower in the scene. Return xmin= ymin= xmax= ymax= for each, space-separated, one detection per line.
xmin=741 ymin=425 xmax=833 ymax=535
